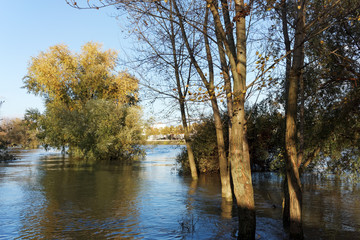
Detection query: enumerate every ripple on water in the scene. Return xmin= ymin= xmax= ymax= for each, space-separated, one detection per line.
xmin=0 ymin=147 xmax=359 ymax=239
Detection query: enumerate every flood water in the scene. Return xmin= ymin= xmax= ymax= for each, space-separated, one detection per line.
xmin=0 ymin=145 xmax=359 ymax=239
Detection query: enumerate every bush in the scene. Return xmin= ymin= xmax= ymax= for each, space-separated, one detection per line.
xmin=177 ymin=117 xmax=225 ymax=174
xmin=176 ymin=100 xmax=285 ymax=174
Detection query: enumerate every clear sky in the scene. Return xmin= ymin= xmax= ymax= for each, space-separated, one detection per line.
xmin=0 ymin=0 xmax=133 ymax=119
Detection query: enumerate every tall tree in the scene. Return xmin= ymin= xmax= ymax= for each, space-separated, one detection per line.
xmin=23 ymin=42 xmax=143 ymax=160
xmin=126 ymin=1 xmax=200 ymax=179
xmin=171 ymin=0 xmax=232 ymax=201
xmin=260 ymin=0 xmax=360 ymax=238
xmin=169 ymin=6 xmax=199 ymax=179
xmin=284 ymin=0 xmax=305 ymax=238
xmin=24 ymin=42 xmax=138 ymax=107
xmin=206 ymin=0 xmax=256 ymax=238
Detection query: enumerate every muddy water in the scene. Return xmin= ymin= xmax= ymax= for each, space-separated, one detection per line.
xmin=0 ymin=145 xmax=359 ymax=239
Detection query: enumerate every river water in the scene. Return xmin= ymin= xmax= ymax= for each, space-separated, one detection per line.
xmin=0 ymin=145 xmax=359 ymax=239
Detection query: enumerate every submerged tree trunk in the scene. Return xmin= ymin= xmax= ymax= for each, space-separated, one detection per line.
xmin=210 ymin=97 xmax=233 ymax=201
xmin=284 ymin=0 xmax=305 ymax=239
xmin=169 ymin=5 xmax=198 ymax=180
xmin=203 ymin=7 xmax=232 ymax=202
xmin=281 ymin=0 xmax=291 ymax=229
xmin=207 ymin=0 xmax=256 ymax=238
xmin=173 ymin=0 xmax=232 ymax=198
xmin=181 ymin=103 xmax=198 ymax=180
xmin=231 ymin=95 xmax=255 ymax=240
xmin=233 ymin=1 xmax=256 ymax=238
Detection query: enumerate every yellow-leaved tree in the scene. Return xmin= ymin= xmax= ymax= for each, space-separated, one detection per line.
xmin=23 ymin=42 xmax=143 ymax=160
xmin=24 ymin=42 xmax=138 ymax=107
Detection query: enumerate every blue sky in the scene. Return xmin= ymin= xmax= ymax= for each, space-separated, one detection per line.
xmin=0 ymin=0 xmax=133 ymax=118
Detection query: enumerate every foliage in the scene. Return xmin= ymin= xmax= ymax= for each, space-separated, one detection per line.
xmin=0 ymin=118 xmax=39 ymax=148
xmin=145 ymin=125 xmax=185 ymax=136
xmin=177 ymin=101 xmax=285 ymax=174
xmin=303 ymin=85 xmax=360 ymax=178
xmin=295 ymin=0 xmax=360 ymax=178
xmin=23 ymin=43 xmax=143 ymax=161
xmin=0 ymin=145 xmax=15 ymax=162
xmin=177 ymin=117 xmax=221 ymax=174
xmin=257 ymin=0 xmax=360 ymax=178
xmin=247 ymin=99 xmax=285 ymax=171
xmin=0 ymin=102 xmax=15 ymax=161
xmin=27 ymin=100 xmax=144 ymax=161
xmin=23 ymin=42 xmax=138 ymax=107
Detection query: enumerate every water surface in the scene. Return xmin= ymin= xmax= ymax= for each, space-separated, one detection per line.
xmin=0 ymin=146 xmax=359 ymax=239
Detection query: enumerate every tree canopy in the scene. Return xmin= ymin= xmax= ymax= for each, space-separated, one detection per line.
xmin=24 ymin=42 xmax=138 ymax=107
xmin=23 ymin=42 xmax=143 ymax=160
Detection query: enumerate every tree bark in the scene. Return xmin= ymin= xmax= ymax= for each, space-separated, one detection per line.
xmin=207 ymin=0 xmax=256 ymax=238
xmin=281 ymin=0 xmax=291 ymax=229
xmin=232 ymin=2 xmax=256 ymax=238
xmin=231 ymin=95 xmax=255 ymax=240
xmin=211 ymin=98 xmax=233 ymax=201
xmin=284 ymin=0 xmax=305 ymax=239
xmin=286 ymin=68 xmax=303 ymax=239
xmin=182 ymin=104 xmax=198 ymax=180
xmin=214 ymin=18 xmax=233 ymax=158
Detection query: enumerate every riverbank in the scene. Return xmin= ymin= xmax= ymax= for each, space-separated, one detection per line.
xmin=145 ymin=140 xmax=185 ymax=145
xmin=0 ymin=149 xmax=15 ymax=162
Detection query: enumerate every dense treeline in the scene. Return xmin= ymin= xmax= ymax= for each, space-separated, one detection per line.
xmin=145 ymin=124 xmax=185 ymax=136
xmin=0 ymin=102 xmax=15 ymax=161
xmin=0 ymin=118 xmax=39 ymax=149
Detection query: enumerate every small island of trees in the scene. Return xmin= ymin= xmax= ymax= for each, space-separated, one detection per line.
xmin=13 ymin=42 xmax=143 ymax=161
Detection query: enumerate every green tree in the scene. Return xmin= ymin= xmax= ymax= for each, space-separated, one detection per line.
xmin=177 ymin=100 xmax=284 ymax=174
xmin=247 ymin=99 xmax=285 ymax=170
xmin=177 ymin=116 xmax=226 ymax=174
xmin=23 ymin=42 xmax=143 ymax=160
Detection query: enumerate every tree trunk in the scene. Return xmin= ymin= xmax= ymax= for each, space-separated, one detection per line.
xmin=211 ymin=98 xmax=232 ymax=201
xmin=284 ymin=1 xmax=305 ymax=239
xmin=285 ymin=67 xmax=303 ymax=239
xmin=298 ymin=68 xmax=305 ymax=166
xmin=173 ymin=0 xmax=233 ymax=197
xmin=232 ymin=1 xmax=256 ymax=238
xmin=214 ymin=21 xmax=233 ymax=159
xmin=169 ymin=4 xmax=198 ymax=179
xmin=182 ymin=103 xmax=198 ymax=180
xmin=207 ymin=0 xmax=256 ymax=238
xmin=231 ymin=95 xmax=255 ymax=240
xmin=281 ymin=0 xmax=291 ymax=229
xmin=203 ymin=7 xmax=232 ymax=202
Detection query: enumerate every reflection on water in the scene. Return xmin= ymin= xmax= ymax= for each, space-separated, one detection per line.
xmin=0 ymin=146 xmax=359 ymax=239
